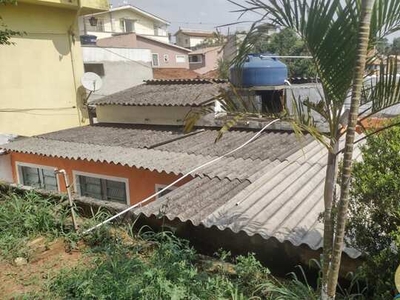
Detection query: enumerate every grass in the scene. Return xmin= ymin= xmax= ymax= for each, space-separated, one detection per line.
xmin=0 ymin=190 xmax=368 ymax=299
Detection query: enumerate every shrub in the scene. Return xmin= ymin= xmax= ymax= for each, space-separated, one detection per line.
xmin=0 ymin=191 xmax=69 ymax=260
xmin=347 ymin=124 xmax=400 ymax=298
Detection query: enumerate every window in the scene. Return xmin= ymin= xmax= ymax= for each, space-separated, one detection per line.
xmin=185 ymin=38 xmax=189 ymax=44
xmin=17 ymin=163 xmax=58 ymax=191
xmin=84 ymin=63 xmax=105 ymax=77
xmin=152 ymin=53 xmax=159 ymax=67
xmin=189 ymin=55 xmax=202 ymax=63
xmin=120 ymin=19 xmax=135 ymax=33
xmin=154 ymin=25 xmax=160 ymax=36
xmin=176 ymin=55 xmax=186 ymax=63
xmin=155 ymin=185 xmax=176 ymax=200
xmin=75 ymin=172 xmax=128 ymax=204
xmin=163 ymin=54 xmax=169 ymax=62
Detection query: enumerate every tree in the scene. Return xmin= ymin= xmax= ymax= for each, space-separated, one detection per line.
xmin=262 ymin=28 xmax=316 ymax=78
xmin=0 ymin=0 xmax=23 ymax=45
xmin=376 ymin=38 xmax=391 ymax=55
xmin=217 ymin=0 xmax=400 ymax=298
xmin=347 ymin=123 xmax=400 ymax=298
xmin=392 ymin=37 xmax=400 ymax=55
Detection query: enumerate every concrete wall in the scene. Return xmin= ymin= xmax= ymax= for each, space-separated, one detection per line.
xmin=97 ymin=104 xmax=216 ymax=127
xmin=136 ymin=36 xmax=189 ymax=69
xmin=96 ymin=32 xmax=138 ymax=48
xmin=9 ymin=152 xmax=192 ymax=206
xmin=87 ymin=61 xmax=153 ymax=100
xmin=97 ymin=105 xmax=192 ymax=125
xmin=0 ymin=154 xmax=13 ymax=183
xmin=82 ymin=46 xmax=152 ymax=99
xmin=82 ymin=45 xmax=152 ymax=62
xmin=0 ymin=2 xmax=91 ymax=136
xmin=190 ymin=48 xmax=222 ymax=75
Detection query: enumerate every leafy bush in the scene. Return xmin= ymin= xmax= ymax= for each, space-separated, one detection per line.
xmin=347 ymin=124 xmax=400 ymax=298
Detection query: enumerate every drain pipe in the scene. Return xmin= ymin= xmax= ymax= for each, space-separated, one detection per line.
xmin=55 ymin=169 xmax=78 ymax=231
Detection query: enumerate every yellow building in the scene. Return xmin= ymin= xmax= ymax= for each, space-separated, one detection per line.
xmin=0 ymin=0 xmax=109 ymax=136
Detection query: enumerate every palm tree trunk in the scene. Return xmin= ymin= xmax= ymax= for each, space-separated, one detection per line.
xmin=321 ymin=138 xmax=339 ymax=300
xmin=327 ymin=0 xmax=376 ymax=297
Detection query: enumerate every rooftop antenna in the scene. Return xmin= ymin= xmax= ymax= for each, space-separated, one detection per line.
xmin=81 ymin=72 xmax=103 ymax=93
xmin=81 ymin=72 xmax=103 ymax=125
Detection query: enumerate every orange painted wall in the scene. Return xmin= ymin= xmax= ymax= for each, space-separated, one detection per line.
xmin=10 ymin=152 xmax=192 ymax=206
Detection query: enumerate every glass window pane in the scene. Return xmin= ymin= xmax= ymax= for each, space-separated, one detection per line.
xmin=105 ymin=179 xmax=126 ymax=203
xmin=79 ymin=175 xmax=102 ymax=199
xmin=41 ymin=169 xmax=58 ymax=191
xmin=21 ymin=166 xmax=41 ymax=188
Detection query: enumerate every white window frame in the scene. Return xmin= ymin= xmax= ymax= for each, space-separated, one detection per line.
xmin=155 ymin=184 xmax=177 ymax=200
xmin=176 ymin=55 xmax=186 ymax=63
xmin=189 ymin=54 xmax=203 ymax=64
xmin=15 ymin=161 xmax=60 ymax=192
xmin=73 ymin=170 xmax=130 ymax=205
xmin=152 ymin=53 xmax=160 ymax=67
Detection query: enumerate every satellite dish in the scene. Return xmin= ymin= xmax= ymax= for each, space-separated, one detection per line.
xmin=81 ymin=72 xmax=103 ymax=92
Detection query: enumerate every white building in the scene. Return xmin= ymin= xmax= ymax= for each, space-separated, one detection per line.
xmin=174 ymin=28 xmax=216 ymax=49
xmin=79 ymin=5 xmax=170 ymax=43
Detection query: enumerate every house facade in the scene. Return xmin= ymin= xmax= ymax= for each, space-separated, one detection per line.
xmin=96 ymin=33 xmax=191 ymax=69
xmin=189 ymin=46 xmax=223 ymax=75
xmin=0 ymin=78 xmax=364 ymax=273
xmin=82 ymin=45 xmax=153 ymax=100
xmin=0 ymin=0 xmax=108 ymax=136
xmin=79 ymin=5 xmax=170 ymax=43
xmin=175 ymin=28 xmax=216 ymax=49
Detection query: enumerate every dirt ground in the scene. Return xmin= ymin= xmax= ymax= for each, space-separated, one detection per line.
xmin=0 ymin=237 xmax=84 ymax=299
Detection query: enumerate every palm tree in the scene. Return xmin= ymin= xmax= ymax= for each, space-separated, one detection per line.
xmin=185 ymin=0 xmax=400 ymax=298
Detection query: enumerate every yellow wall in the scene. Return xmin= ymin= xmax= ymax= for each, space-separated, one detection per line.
xmin=0 ymin=1 xmax=106 ymax=136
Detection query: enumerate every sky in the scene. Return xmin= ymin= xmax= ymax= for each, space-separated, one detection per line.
xmin=110 ymin=0 xmax=257 ymax=35
xmin=111 ymin=0 xmax=400 ymax=41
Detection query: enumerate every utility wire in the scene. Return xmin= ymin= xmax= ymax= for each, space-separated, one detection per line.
xmin=83 ymin=118 xmax=280 ymax=234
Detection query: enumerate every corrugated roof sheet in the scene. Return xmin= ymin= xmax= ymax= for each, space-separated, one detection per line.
xmin=34 ymin=124 xmax=311 ymax=163
xmin=91 ymin=80 xmax=227 ymax=107
xmin=154 ymin=129 xmax=314 ymax=161
xmin=138 ymin=177 xmax=251 ymax=225
xmin=2 ymin=137 xmax=276 ymax=181
xmin=137 ymin=139 xmax=362 ymax=259
xmin=38 ymin=124 xmax=201 ymax=149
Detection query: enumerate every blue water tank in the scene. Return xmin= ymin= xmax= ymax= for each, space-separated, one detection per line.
xmin=230 ymin=54 xmax=288 ymax=87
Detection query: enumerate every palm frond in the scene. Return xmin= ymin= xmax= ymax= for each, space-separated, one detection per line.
xmin=370 ymin=0 xmax=400 ymax=42
xmin=359 ymin=56 xmax=400 ymax=121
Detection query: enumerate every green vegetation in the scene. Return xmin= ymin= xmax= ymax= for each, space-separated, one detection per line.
xmin=255 ymin=28 xmax=316 ymax=78
xmin=347 ymin=124 xmax=400 ymax=299
xmin=0 ymin=191 xmax=71 ymax=260
xmin=0 ymin=0 xmax=24 ymax=45
xmin=0 ymin=189 xmax=375 ymax=299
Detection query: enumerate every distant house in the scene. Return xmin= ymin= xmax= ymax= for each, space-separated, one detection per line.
xmin=189 ymin=46 xmax=223 ymax=75
xmin=81 ymin=45 xmax=153 ymax=100
xmin=0 ymin=0 xmax=109 ymax=136
xmin=91 ymin=79 xmax=226 ymax=126
xmin=96 ymin=33 xmax=191 ymax=69
xmin=79 ymin=5 xmax=170 ymax=43
xmin=175 ymin=28 xmax=216 ymax=49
